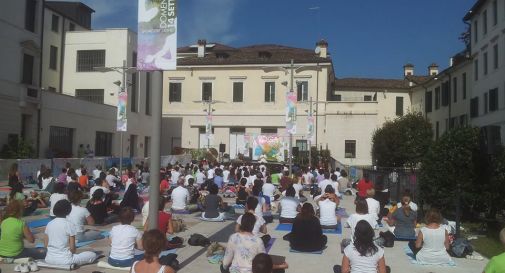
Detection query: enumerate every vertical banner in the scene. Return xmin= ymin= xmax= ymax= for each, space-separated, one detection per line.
xmin=307 ymin=115 xmax=315 ymax=143
xmin=285 ymin=91 xmax=297 ymax=134
xmin=117 ymin=91 xmax=128 ymax=131
xmin=205 ymin=111 xmax=212 ymax=140
xmin=137 ymin=0 xmax=177 ymax=71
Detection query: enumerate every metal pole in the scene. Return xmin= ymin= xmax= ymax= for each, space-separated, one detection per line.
xmin=148 ymin=71 xmax=163 ymax=229
xmin=119 ymin=59 xmax=126 ymax=174
xmin=289 ymin=59 xmax=294 ymax=177
xmin=309 ymin=96 xmax=312 ymax=167
xmin=207 ymin=102 xmax=211 ymax=149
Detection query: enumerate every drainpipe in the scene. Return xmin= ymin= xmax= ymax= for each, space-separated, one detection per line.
xmin=37 ymin=0 xmax=46 ymax=158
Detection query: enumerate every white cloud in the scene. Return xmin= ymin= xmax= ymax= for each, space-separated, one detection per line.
xmin=179 ymin=0 xmax=240 ymax=45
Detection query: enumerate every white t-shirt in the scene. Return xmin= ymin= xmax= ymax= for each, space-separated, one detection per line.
xmin=254 ymin=196 xmax=266 ymax=218
xmin=366 ymin=198 xmax=381 ymax=220
xmin=109 ymin=224 xmax=142 ymax=260
xmin=319 ymin=199 xmax=338 ymax=226
xmin=196 ymin=172 xmax=206 ymax=185
xmin=397 ymin=201 xmax=418 ymax=211
xmin=89 ymin=186 xmax=110 ymax=197
xmin=171 ymin=186 xmax=190 ymax=210
xmin=141 ymin=201 xmax=149 ymax=225
xmin=184 ymin=174 xmax=193 ymax=186
xmin=302 ymin=172 xmax=313 ymax=185
xmin=44 ymin=218 xmax=76 ymax=265
xmin=105 ymin=175 xmax=118 ymax=187
xmin=236 ymin=213 xmax=266 ymax=236
xmin=49 ymin=193 xmax=68 ymax=217
xmin=92 ymin=169 xmax=101 ymax=180
xmin=171 ymin=171 xmax=181 ymax=184
xmin=318 ymin=179 xmax=333 ymax=192
xmin=42 ymin=177 xmax=53 ymax=190
xmin=279 ymin=197 xmax=299 ymax=219
xmin=346 ymin=213 xmax=377 ymax=239
xmin=75 ymin=169 xmax=82 ymax=177
xmin=262 ymin=183 xmax=276 ymax=200
xmin=344 ymin=243 xmax=384 ymax=273
xmin=292 ymin=183 xmax=303 ymax=198
xmin=223 ymin=170 xmax=230 ymax=183
xmin=207 ymin=169 xmax=215 ymax=179
xmin=66 ymin=204 xmax=90 ymax=233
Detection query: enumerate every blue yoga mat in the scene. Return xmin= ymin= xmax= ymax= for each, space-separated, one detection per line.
xmin=27 ymin=217 xmax=52 ymax=229
xmin=275 ymin=223 xmax=292 ymax=231
xmin=265 ymin=238 xmax=276 ymax=253
xmin=289 ymin=248 xmax=324 ymax=254
xmin=275 ymin=222 xmax=342 ymax=234
xmin=395 ymin=236 xmax=417 ymax=241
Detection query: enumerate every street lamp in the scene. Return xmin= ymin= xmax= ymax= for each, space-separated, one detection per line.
xmin=94 ymin=60 xmax=137 ymax=174
xmin=193 ymin=100 xmax=224 ymax=150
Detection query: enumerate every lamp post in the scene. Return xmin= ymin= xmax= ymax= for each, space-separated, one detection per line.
xmin=193 ymin=100 xmax=224 ymax=150
xmin=94 ymin=60 xmax=137 ymax=174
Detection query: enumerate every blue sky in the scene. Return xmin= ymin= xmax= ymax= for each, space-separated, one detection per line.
xmin=61 ymin=0 xmax=476 ymax=78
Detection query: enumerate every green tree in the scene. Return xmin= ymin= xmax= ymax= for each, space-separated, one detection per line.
xmin=372 ymin=112 xmax=432 ymax=168
xmin=485 ymin=147 xmax=505 ymax=218
xmin=0 ymin=138 xmax=34 ymax=159
xmin=419 ymin=127 xmax=480 ymax=217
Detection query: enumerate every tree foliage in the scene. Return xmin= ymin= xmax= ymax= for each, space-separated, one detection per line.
xmin=0 ymin=138 xmax=34 ymax=159
xmin=372 ymin=112 xmax=433 ymax=168
xmin=419 ymin=127 xmax=481 ymax=217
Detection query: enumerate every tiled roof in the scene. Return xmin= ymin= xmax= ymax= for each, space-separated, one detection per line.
xmin=333 ymin=78 xmax=410 ymax=90
xmin=405 ymin=75 xmax=433 ymax=85
xmin=463 ymin=0 xmax=486 ymax=21
xmin=176 ymin=43 xmax=331 ymax=66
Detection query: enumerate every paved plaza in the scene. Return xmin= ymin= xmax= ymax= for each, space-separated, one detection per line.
xmin=0 ymin=191 xmax=489 ymax=273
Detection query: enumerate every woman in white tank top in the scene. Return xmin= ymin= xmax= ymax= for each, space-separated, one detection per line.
xmin=131 ymin=230 xmax=175 ymax=273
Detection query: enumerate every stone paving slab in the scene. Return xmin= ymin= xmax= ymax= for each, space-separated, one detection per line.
xmin=0 ymin=194 xmax=490 ymax=273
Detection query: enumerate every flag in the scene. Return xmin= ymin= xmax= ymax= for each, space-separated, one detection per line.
xmin=285 ymin=91 xmax=297 ymax=134
xmin=117 ymin=91 xmax=128 ymax=131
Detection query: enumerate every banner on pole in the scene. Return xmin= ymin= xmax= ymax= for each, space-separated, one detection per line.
xmin=285 ymin=91 xmax=297 ymax=134
xmin=137 ymin=0 xmax=177 ymax=71
xmin=205 ymin=111 xmax=212 ymax=140
xmin=307 ymin=115 xmax=315 ymax=143
xmin=117 ymin=91 xmax=128 ymax=131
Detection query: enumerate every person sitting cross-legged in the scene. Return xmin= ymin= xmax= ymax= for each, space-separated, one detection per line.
xmin=108 ymin=207 xmax=144 ymax=267
xmin=130 ymin=229 xmax=175 ymax=273
xmin=236 ymin=197 xmax=270 ymax=246
xmin=283 ymin=203 xmax=327 ymax=252
xmin=171 ymin=178 xmax=197 ymax=212
xmin=67 ymin=190 xmax=104 ymax=243
xmin=201 ymin=183 xmax=226 ymax=221
xmin=278 ymin=186 xmax=300 ymax=224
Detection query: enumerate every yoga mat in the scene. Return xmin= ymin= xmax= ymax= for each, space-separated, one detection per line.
xmin=265 ymin=238 xmax=276 ymax=254
xmin=172 ymin=210 xmax=192 ymax=214
xmin=274 ymin=223 xmax=293 ymax=231
xmin=32 ymin=208 xmax=50 ymax=216
xmin=36 ymin=260 xmax=76 ymax=270
xmin=395 ymin=236 xmax=417 ymax=241
xmin=289 ymin=248 xmax=324 ymax=254
xmin=97 ymin=261 xmax=130 ymax=271
xmin=403 ymin=246 xmax=456 ymax=266
xmin=35 ymin=231 xmax=109 ymax=248
xmin=27 ymin=217 xmax=52 ymax=228
xmin=336 ymin=208 xmax=349 ymax=218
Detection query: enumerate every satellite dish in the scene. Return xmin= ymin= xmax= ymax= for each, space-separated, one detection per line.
xmin=315 ymin=46 xmax=321 ymax=54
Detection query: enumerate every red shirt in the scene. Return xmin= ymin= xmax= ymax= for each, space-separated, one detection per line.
xmin=160 ymin=179 xmax=170 ymax=192
xmin=158 ymin=211 xmax=172 ymax=233
xmin=357 ymin=179 xmax=374 ymax=198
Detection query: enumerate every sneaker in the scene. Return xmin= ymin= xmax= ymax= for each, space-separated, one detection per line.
xmin=28 ymin=261 xmax=39 ymax=272
xmin=17 ymin=263 xmax=29 ymax=273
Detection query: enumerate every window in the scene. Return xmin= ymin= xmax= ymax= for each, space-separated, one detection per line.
xmin=462 ymin=73 xmax=467 ymax=99
xmin=130 ymin=75 xmax=138 ymax=112
xmin=453 ymin=77 xmax=458 ymax=103
xmin=441 ymin=82 xmax=449 ymax=106
xmin=344 ymin=140 xmax=356 ymax=158
xmin=69 ymin=23 xmax=75 ymax=31
xmin=95 ymin=131 xmax=112 ymax=156
xmin=459 ymin=115 xmax=468 ymax=127
xmin=22 ymin=54 xmax=34 ymax=84
xmin=364 ymin=95 xmax=372 ymax=102
xmin=493 ymin=1 xmax=498 ymax=26
xmin=474 ymin=59 xmax=479 ymax=81
xmin=489 ymin=88 xmax=498 ymax=112
xmin=296 ymin=140 xmax=307 ymax=151
xmin=25 ymin=0 xmax=37 ymax=32
xmin=169 ymin=82 xmax=182 ymax=102
xmin=484 ymin=52 xmax=488 ymax=75
xmin=296 ymin=81 xmax=308 ymax=101
xmin=51 ymin=14 xmax=59 ymax=32
xmin=425 ymin=91 xmax=433 ymax=113
xmin=493 ymin=44 xmax=498 ymax=69
xmin=470 ymin=97 xmax=479 ymax=118
xmin=144 ymin=136 xmax=150 ymax=157
xmin=76 ymin=50 xmax=105 ymax=72
xmin=130 ymin=135 xmax=137 ymax=157
xmin=484 ymin=92 xmax=489 ymax=114
xmin=473 ymin=20 xmax=478 ymax=43
xmin=145 ymin=73 xmax=151 ymax=115
xmin=232 ymin=82 xmax=243 ymax=102
xmin=202 ymin=82 xmax=212 ymax=101
xmin=435 ymin=122 xmax=439 ymax=140
xmin=49 ymin=46 xmax=58 ymax=70
xmin=75 ymin=89 xmax=104 ymax=104
xmin=435 ymin=87 xmax=441 ymax=110
xmin=396 ymin=96 xmax=404 ymax=116
xmin=483 ymin=10 xmax=488 ymax=35
xmin=261 ymin=128 xmax=277 ymax=134
xmin=264 ymin=82 xmax=275 ymax=102
xmin=49 ymin=126 xmax=74 ymax=157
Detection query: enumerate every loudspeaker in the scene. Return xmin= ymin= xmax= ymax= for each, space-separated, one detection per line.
xmin=480 ymin=125 xmax=502 ymax=155
xmin=219 ymin=143 xmax=226 ymax=153
xmin=292 ymin=147 xmax=299 ymax=157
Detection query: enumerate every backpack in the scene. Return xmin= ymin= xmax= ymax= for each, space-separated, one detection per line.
xmin=188 ymin=233 xmax=210 ymax=247
xmin=172 ymin=218 xmax=186 ymax=233
xmin=159 ymin=253 xmax=179 ymax=270
xmin=450 ymin=238 xmax=473 ymax=257
xmin=167 ymin=236 xmax=184 ymax=249
xmin=379 ymin=231 xmax=395 ymax=248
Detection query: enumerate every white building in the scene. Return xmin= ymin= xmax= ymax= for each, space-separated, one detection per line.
xmin=62 ymin=28 xmax=153 ymax=158
xmin=464 ymin=0 xmax=505 ymax=147
xmin=0 ymin=0 xmax=43 ymax=154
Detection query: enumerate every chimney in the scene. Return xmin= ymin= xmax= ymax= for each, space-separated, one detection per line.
xmin=428 ymin=63 xmax=439 ymax=76
xmin=403 ymin=63 xmax=414 ymax=76
xmin=315 ymin=39 xmax=328 ymax=58
xmin=197 ymin=39 xmax=207 ymax=58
